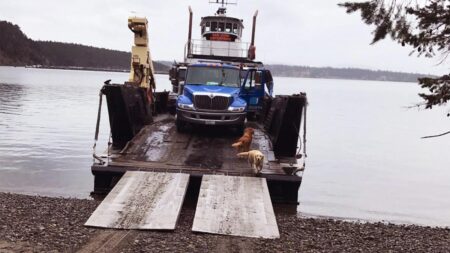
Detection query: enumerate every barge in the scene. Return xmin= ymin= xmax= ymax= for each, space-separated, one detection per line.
xmin=91 ymin=1 xmax=308 ymax=205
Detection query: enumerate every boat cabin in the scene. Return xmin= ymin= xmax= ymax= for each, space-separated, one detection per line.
xmin=200 ymin=16 xmax=244 ymax=42
xmin=186 ymin=5 xmax=254 ymax=62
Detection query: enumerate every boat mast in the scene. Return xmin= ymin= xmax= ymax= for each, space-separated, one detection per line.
xmin=209 ymin=0 xmax=237 ymax=15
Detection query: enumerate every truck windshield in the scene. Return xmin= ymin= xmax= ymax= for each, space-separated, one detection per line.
xmin=186 ymin=67 xmax=240 ymax=88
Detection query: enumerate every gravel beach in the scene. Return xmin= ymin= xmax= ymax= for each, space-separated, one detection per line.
xmin=0 ymin=192 xmax=449 ymax=252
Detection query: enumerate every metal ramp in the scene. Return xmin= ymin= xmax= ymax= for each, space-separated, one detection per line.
xmin=85 ymin=171 xmax=189 ymax=230
xmin=192 ymin=175 xmax=280 ymax=239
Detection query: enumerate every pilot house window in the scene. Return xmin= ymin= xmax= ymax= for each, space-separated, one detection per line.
xmin=226 ymin=23 xmax=232 ymax=33
xmin=211 ymin=22 xmax=217 ymax=32
xmin=218 ymin=22 xmax=225 ymax=32
xmin=233 ymin=23 xmax=238 ymax=34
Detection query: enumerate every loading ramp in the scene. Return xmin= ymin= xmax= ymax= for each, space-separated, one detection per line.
xmin=85 ymin=171 xmax=189 ymax=230
xmin=86 ymin=172 xmax=279 ymax=239
xmin=192 ymin=175 xmax=279 ymax=239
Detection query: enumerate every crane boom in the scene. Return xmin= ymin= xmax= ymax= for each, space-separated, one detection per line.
xmin=127 ymin=17 xmax=156 ymax=90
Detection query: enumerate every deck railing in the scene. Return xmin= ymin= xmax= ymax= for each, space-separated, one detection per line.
xmin=186 ymin=39 xmax=249 ymax=59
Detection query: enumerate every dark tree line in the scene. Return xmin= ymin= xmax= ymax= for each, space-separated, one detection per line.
xmin=267 ymin=64 xmax=426 ymax=83
xmin=339 ymin=0 xmax=450 ymax=114
xmin=0 ymin=21 xmax=43 ymax=65
xmin=36 ymin=41 xmax=131 ymax=69
xmin=0 ymin=21 xmax=169 ymax=72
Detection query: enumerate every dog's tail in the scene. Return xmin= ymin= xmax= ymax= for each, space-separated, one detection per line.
xmin=232 ymin=142 xmax=242 ymax=148
xmin=237 ymin=152 xmax=249 ymax=158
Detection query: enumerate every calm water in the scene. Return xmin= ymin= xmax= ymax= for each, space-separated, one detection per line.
xmin=0 ymin=67 xmax=449 ymax=227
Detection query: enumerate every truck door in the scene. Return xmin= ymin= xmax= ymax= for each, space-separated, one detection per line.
xmin=241 ymin=69 xmax=265 ymax=112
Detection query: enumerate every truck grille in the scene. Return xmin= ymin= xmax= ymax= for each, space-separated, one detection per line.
xmin=194 ymin=95 xmax=231 ymax=110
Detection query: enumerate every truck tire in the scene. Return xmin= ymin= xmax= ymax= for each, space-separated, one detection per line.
xmin=246 ymin=112 xmax=256 ymax=121
xmin=236 ymin=123 xmax=245 ymax=135
xmin=176 ymin=118 xmax=187 ymax=133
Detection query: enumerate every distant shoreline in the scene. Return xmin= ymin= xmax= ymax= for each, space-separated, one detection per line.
xmin=2 ymin=65 xmax=422 ymax=83
xmin=21 ymin=65 xmax=169 ymax=75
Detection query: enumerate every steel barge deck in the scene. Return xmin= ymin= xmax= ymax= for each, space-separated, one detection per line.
xmin=92 ymin=114 xmax=304 ymax=204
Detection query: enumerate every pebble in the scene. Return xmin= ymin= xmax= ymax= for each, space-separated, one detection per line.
xmin=1 ymin=192 xmax=449 ymax=252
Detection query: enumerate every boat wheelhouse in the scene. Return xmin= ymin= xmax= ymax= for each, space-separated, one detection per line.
xmin=185 ymin=0 xmax=257 ymax=63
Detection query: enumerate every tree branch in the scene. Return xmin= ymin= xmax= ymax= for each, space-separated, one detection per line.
xmin=421 ymin=130 xmax=450 ymax=139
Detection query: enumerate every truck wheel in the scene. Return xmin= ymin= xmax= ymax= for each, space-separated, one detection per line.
xmin=246 ymin=112 xmax=256 ymax=121
xmin=236 ymin=123 xmax=245 ymax=135
xmin=176 ymin=118 xmax=187 ymax=133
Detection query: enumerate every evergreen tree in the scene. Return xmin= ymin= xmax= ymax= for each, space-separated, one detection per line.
xmin=339 ymin=0 xmax=450 ymax=115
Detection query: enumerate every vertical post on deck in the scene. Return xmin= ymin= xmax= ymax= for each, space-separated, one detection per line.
xmin=250 ymin=10 xmax=258 ymax=47
xmin=187 ymin=6 xmax=193 ymax=57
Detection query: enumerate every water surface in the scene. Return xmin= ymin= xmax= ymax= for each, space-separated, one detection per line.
xmin=0 ymin=67 xmax=449 ymax=227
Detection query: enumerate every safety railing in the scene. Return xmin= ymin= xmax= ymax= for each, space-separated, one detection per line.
xmin=186 ymin=39 xmax=249 ymax=59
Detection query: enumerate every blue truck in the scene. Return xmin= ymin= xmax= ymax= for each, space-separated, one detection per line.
xmin=175 ymin=63 xmax=274 ymax=132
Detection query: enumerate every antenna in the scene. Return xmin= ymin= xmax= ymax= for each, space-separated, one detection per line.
xmin=209 ymin=0 xmax=237 ymax=7
xmin=209 ymin=0 xmax=237 ymax=15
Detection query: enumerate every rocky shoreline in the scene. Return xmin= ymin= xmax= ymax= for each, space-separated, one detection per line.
xmin=1 ymin=192 xmax=449 ymax=252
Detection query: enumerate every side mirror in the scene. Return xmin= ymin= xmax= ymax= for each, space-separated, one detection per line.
xmin=178 ymin=81 xmax=185 ymax=95
xmin=264 ymin=70 xmax=273 ymax=83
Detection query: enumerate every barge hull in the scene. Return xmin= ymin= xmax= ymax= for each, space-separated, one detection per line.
xmin=91 ymin=165 xmax=302 ymax=205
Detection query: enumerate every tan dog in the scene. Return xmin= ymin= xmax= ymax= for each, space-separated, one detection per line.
xmin=231 ymin=127 xmax=254 ymax=152
xmin=237 ymin=150 xmax=264 ymax=174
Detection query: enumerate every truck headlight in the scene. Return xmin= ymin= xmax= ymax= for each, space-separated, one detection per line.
xmin=178 ymin=103 xmax=195 ymax=110
xmin=228 ymin=106 xmax=246 ymax=112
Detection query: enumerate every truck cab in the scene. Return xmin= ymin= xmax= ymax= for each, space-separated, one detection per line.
xmin=176 ymin=63 xmax=247 ymax=131
xmin=175 ymin=63 xmax=275 ymax=132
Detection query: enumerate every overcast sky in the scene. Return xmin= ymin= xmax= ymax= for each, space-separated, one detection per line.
xmin=1 ymin=0 xmax=448 ymax=75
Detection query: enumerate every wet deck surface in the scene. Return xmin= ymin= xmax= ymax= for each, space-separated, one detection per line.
xmin=109 ymin=117 xmax=286 ymax=176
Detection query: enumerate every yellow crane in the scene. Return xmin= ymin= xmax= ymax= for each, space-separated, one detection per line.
xmin=127 ymin=17 xmax=156 ymax=93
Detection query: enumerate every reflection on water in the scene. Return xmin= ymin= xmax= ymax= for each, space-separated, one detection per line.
xmin=0 ymin=83 xmax=26 ymax=116
xmin=290 ymin=77 xmax=450 ymax=227
xmin=0 ymin=67 xmax=449 ymax=227
xmin=0 ymin=67 xmax=135 ymax=197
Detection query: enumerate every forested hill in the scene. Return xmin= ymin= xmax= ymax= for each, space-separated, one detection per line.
xmin=266 ymin=65 xmax=427 ymax=83
xmin=0 ymin=21 xmax=41 ymax=66
xmin=0 ymin=21 xmax=169 ymax=72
